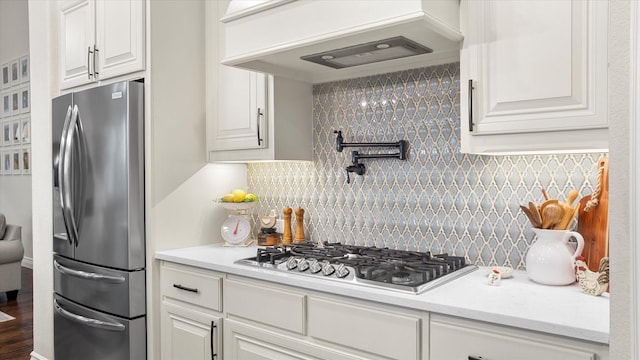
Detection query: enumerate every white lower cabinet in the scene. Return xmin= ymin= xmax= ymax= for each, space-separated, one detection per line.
xmin=161 ymin=301 xmax=221 ymax=360
xmin=159 ymin=264 xmax=609 ymax=360
xmin=160 ymin=262 xmax=224 ymax=360
xmin=223 ymin=276 xmax=425 ymax=360
xmin=430 ymin=314 xmax=609 ymax=360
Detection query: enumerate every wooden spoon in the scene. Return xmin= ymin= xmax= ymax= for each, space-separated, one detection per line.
xmin=520 ymin=205 xmax=541 ymax=228
xmin=541 ymin=188 xmax=550 ymax=201
xmin=566 ymin=189 xmax=579 ymax=206
xmin=520 ymin=205 xmax=538 ymax=228
xmin=554 ymin=189 xmax=579 ymax=230
xmin=541 ymin=203 xmax=565 ymax=229
xmin=528 ymin=202 xmax=542 ymax=228
xmin=539 ymin=199 xmax=559 ymax=214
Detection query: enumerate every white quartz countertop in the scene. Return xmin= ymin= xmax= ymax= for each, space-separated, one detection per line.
xmin=155 ymin=244 xmax=609 ymax=345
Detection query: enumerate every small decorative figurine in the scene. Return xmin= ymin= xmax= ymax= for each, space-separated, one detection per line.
xmin=488 ymin=269 xmax=501 ymax=286
xmin=575 ymin=256 xmax=609 ymax=296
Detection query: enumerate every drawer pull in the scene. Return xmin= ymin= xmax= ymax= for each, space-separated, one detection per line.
xmin=468 ymin=356 xmax=487 ymax=360
xmin=173 ymin=284 xmax=199 ymax=293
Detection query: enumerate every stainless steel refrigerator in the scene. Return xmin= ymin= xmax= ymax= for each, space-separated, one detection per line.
xmin=52 ymin=80 xmax=146 ymax=360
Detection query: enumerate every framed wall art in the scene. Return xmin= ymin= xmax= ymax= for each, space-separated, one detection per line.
xmin=20 ymin=86 xmax=29 ymax=113
xmin=20 ymin=55 xmax=29 ymax=83
xmin=11 ymin=90 xmax=19 ymax=116
xmin=11 ymin=119 xmax=20 ymax=145
xmin=3 ymin=121 xmax=11 ymax=144
xmin=21 ymin=118 xmax=30 ymax=144
xmin=1 ymin=63 xmax=9 ymax=89
xmin=10 ymin=59 xmax=19 ymax=87
xmin=12 ymin=149 xmax=20 ymax=174
xmin=1 ymin=91 xmax=10 ymax=117
xmin=21 ymin=147 xmax=30 ymax=174
xmin=3 ymin=151 xmax=12 ymax=174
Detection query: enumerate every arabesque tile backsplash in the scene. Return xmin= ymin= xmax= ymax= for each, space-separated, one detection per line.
xmin=247 ymin=63 xmax=605 ymax=269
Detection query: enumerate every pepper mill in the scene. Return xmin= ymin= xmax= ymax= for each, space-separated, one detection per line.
xmin=282 ymin=207 xmax=293 ymax=245
xmin=294 ymin=208 xmax=305 ymax=243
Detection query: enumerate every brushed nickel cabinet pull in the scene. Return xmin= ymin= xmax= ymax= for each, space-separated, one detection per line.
xmin=93 ymin=45 xmax=99 ymax=78
xmin=87 ymin=47 xmax=93 ymax=79
xmin=468 ymin=79 xmax=474 ymax=132
xmin=257 ymin=107 xmax=264 ymax=146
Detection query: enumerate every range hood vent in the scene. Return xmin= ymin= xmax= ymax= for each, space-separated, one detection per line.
xmin=221 ymin=0 xmax=463 ymax=83
xmin=300 ymin=36 xmax=433 ymax=69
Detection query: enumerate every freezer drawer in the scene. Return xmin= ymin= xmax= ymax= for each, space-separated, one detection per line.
xmin=54 ymin=294 xmax=146 ymax=360
xmin=54 ymin=254 xmax=145 ymax=318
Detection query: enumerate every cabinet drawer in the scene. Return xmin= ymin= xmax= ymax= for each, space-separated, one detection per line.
xmin=160 ymin=262 xmax=222 ymax=312
xmin=308 ymin=297 xmax=420 ymax=360
xmin=430 ymin=317 xmax=598 ymax=360
xmin=224 ymin=278 xmax=305 ymax=334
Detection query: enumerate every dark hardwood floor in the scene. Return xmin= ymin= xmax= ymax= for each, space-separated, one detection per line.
xmin=0 ymin=267 xmax=33 ymax=360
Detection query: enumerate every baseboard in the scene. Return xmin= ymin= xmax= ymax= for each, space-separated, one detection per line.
xmin=30 ymin=351 xmax=49 ymax=360
xmin=21 ymin=257 xmax=33 ymax=269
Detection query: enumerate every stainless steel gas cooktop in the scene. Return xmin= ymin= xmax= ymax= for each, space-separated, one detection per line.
xmin=235 ymin=242 xmax=477 ymax=294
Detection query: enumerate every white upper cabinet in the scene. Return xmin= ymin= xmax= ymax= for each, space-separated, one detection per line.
xmin=206 ymin=0 xmax=312 ymax=162
xmin=58 ymin=0 xmax=145 ymax=90
xmin=210 ymin=67 xmax=267 ymax=152
xmin=460 ymin=0 xmax=608 ymax=154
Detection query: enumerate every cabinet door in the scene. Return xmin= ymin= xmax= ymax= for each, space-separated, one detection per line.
xmin=58 ymin=0 xmax=95 ymax=89
xmin=208 ymin=0 xmax=267 ymax=152
xmin=95 ymin=0 xmax=145 ymax=81
xmin=461 ymin=0 xmax=608 ymax=154
xmin=161 ymin=301 xmax=221 ymax=360
xmin=211 ymin=66 xmax=268 ymax=151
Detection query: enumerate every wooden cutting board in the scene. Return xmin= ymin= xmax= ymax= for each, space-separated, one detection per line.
xmin=577 ymin=157 xmax=609 ymax=272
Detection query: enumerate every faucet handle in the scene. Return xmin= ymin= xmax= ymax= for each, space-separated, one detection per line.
xmin=345 ymin=163 xmax=366 ymax=184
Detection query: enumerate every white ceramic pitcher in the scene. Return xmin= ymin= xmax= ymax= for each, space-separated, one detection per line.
xmin=525 ymin=228 xmax=585 ymax=285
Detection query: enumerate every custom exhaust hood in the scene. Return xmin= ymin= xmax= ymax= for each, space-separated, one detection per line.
xmin=220 ymin=0 xmax=463 ymax=83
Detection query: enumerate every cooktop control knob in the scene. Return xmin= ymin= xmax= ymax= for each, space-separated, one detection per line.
xmin=286 ymin=257 xmax=298 ymax=270
xmin=322 ymin=263 xmax=335 ymax=276
xmin=335 ymin=264 xmax=350 ymax=278
xmin=297 ymin=258 xmax=310 ymax=272
xmin=309 ymin=259 xmax=322 ymax=273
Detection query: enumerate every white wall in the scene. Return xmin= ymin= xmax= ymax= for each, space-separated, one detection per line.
xmin=609 ymin=0 xmax=633 ymax=358
xmin=0 ymin=0 xmax=33 ymax=266
xmin=28 ymin=1 xmax=55 ymax=358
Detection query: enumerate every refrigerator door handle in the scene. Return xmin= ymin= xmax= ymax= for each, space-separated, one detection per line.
xmin=58 ymin=105 xmax=74 ymax=247
xmin=61 ymin=105 xmax=87 ymax=248
xmin=54 ymin=299 xmax=126 ymax=332
xmin=54 ymin=260 xmax=126 ymax=283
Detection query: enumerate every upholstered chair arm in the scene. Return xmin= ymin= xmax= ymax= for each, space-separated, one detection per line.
xmin=0 ymin=225 xmax=24 ymax=263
